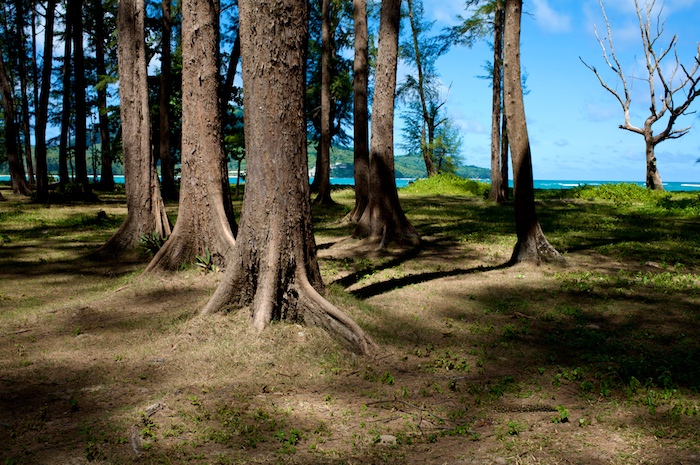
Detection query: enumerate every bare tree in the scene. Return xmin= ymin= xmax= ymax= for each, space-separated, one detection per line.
xmin=503 ymin=0 xmax=562 ymax=264
xmin=202 ymin=0 xmax=375 ymax=355
xmin=581 ymin=0 xmax=700 ymax=191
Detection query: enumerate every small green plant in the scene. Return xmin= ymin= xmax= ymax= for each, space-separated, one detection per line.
xmin=552 ymin=405 xmax=569 ymax=424
xmin=380 ymin=371 xmax=395 ymax=385
xmin=195 ymin=247 xmax=218 ymax=273
xmin=140 ymin=231 xmax=166 ymax=255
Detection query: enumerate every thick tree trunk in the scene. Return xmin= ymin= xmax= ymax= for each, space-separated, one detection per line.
xmin=503 ymin=0 xmax=561 ymax=265
xmin=645 ymin=138 xmax=663 ymax=191
xmin=346 ymin=0 xmax=370 ymax=222
xmin=34 ymin=0 xmax=57 ymax=202
xmin=95 ymin=0 xmax=170 ymax=255
xmin=158 ymin=0 xmax=178 ymax=201
xmin=353 ymin=0 xmax=420 ymax=248
xmin=0 ymin=55 xmax=31 ymax=195
xmin=70 ymin=0 xmax=91 ymax=193
xmin=314 ymin=0 xmax=335 ymax=205
xmin=202 ymin=0 xmax=375 ymax=355
xmin=145 ymin=0 xmax=237 ymax=272
xmin=488 ymin=0 xmax=506 ymax=203
xmin=94 ymin=0 xmax=114 ymax=191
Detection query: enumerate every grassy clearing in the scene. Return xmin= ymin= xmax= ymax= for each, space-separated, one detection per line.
xmin=0 ymin=181 xmax=699 ymax=464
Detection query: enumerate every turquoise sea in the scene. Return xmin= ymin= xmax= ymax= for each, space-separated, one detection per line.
xmin=2 ymin=175 xmax=700 ymax=191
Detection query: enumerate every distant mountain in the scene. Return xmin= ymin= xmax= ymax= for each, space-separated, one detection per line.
xmin=308 ymin=145 xmax=490 ymax=180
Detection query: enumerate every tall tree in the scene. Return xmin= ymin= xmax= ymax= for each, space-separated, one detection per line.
xmin=346 ymin=0 xmax=370 ymax=222
xmin=353 ymin=0 xmax=420 ymax=248
xmin=581 ymin=0 xmax=700 ymax=191
xmin=0 ymin=51 xmax=31 ymax=195
xmin=70 ymin=0 xmax=90 ymax=193
xmin=34 ymin=0 xmax=57 ymax=201
xmin=96 ymin=0 xmax=170 ymax=254
xmin=94 ymin=0 xmax=114 ymax=190
xmin=145 ymin=0 xmax=237 ymax=271
xmin=15 ymin=0 xmax=35 ymax=185
xmin=202 ymin=0 xmax=375 ymax=355
xmin=157 ymin=0 xmax=177 ymax=200
xmin=314 ymin=0 xmax=334 ymax=205
xmin=57 ymin=12 xmax=72 ymax=188
xmin=503 ymin=0 xmax=560 ymax=264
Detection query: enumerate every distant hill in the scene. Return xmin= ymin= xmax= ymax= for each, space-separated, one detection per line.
xmin=308 ymin=145 xmax=490 ymax=180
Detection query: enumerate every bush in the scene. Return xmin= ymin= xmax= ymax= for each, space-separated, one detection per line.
xmin=570 ymin=183 xmax=666 ymax=204
xmin=400 ymin=173 xmax=489 ymax=197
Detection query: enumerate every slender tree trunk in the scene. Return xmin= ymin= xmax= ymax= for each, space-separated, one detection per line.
xmin=221 ymin=30 xmax=240 ymax=112
xmin=488 ymin=0 xmax=505 ymax=203
xmin=58 ymin=15 xmax=72 ymax=188
xmin=645 ymin=133 xmax=663 ymax=190
xmin=202 ymin=0 xmax=375 ymax=355
xmin=145 ymin=0 xmax=237 ymax=271
xmin=157 ymin=0 xmax=177 ymax=200
xmin=314 ymin=0 xmax=334 ymax=204
xmin=95 ymin=0 xmax=170 ymax=256
xmin=94 ymin=0 xmax=114 ymax=190
xmin=406 ymin=0 xmax=436 ymax=177
xmin=70 ymin=0 xmax=90 ymax=193
xmin=503 ymin=0 xmax=561 ymax=264
xmin=500 ymin=117 xmax=509 ymax=199
xmin=346 ymin=0 xmax=370 ymax=222
xmin=34 ymin=0 xmax=57 ymax=201
xmin=0 ymin=55 xmax=31 ymax=195
xmin=16 ymin=0 xmax=35 ymax=185
xmin=353 ymin=0 xmax=420 ymax=248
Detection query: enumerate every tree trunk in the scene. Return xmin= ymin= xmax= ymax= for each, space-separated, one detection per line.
xmin=94 ymin=0 xmax=114 ymax=190
xmin=0 ymin=54 xmax=31 ymax=195
xmin=353 ymin=0 xmax=420 ymax=248
xmin=34 ymin=0 xmax=57 ymax=202
xmin=314 ymin=0 xmax=335 ymax=205
xmin=58 ymin=15 xmax=72 ymax=188
xmin=157 ymin=0 xmax=178 ymax=200
xmin=645 ymin=136 xmax=663 ymax=191
xmin=346 ymin=0 xmax=370 ymax=222
xmin=70 ymin=0 xmax=90 ymax=193
xmin=95 ymin=0 xmax=171 ymax=256
xmin=145 ymin=0 xmax=237 ymax=272
xmin=16 ymin=0 xmax=35 ymax=185
xmin=202 ymin=0 xmax=375 ymax=355
xmin=488 ymin=0 xmax=506 ymax=203
xmin=500 ymin=117 xmax=509 ymax=200
xmin=503 ymin=0 xmax=561 ymax=264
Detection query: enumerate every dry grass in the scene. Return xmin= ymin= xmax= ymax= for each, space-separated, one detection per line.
xmin=1 ymin=184 xmax=699 ymax=464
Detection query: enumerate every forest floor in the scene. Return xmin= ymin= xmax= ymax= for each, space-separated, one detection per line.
xmin=1 ymin=183 xmax=699 ymax=465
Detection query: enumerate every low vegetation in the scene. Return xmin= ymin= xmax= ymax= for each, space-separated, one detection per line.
xmin=1 ymin=181 xmax=699 ymax=464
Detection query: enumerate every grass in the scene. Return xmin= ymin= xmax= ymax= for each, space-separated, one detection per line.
xmin=1 ymin=181 xmax=699 ymax=463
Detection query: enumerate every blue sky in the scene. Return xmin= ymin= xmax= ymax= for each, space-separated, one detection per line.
xmin=408 ymin=0 xmax=700 ymax=182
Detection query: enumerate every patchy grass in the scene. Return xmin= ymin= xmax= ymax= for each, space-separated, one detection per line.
xmin=1 ymin=183 xmax=699 ymax=464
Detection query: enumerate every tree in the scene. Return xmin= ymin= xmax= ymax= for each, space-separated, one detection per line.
xmin=202 ymin=0 xmax=375 ymax=355
xmin=34 ymin=0 xmax=58 ymax=202
xmin=93 ymin=0 xmax=115 ymax=191
xmin=70 ymin=0 xmax=91 ymax=193
xmin=96 ymin=0 xmax=170 ymax=255
xmin=399 ymin=0 xmax=447 ymax=177
xmin=0 ymin=50 xmax=31 ymax=195
xmin=15 ymin=0 xmax=35 ymax=185
xmin=503 ymin=0 xmax=561 ymax=264
xmin=157 ymin=0 xmax=177 ymax=200
xmin=314 ymin=0 xmax=335 ymax=205
xmin=345 ymin=0 xmax=369 ymax=222
xmin=581 ymin=0 xmax=700 ymax=191
xmin=353 ymin=0 xmax=420 ymax=248
xmin=145 ymin=0 xmax=237 ymax=271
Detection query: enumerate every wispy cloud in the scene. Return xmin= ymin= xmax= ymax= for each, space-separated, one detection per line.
xmin=426 ymin=0 xmax=466 ymax=27
xmin=531 ymin=0 xmax=572 ymax=33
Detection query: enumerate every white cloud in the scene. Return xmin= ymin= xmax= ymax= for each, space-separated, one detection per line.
xmin=531 ymin=0 xmax=572 ymax=33
xmin=425 ymin=0 xmax=466 ymax=27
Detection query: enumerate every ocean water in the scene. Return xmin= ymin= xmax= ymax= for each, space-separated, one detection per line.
xmin=2 ymin=174 xmax=699 ymax=191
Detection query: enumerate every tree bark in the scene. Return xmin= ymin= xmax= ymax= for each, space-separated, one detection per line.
xmin=95 ymin=0 xmax=171 ymax=255
xmin=488 ymin=0 xmax=506 ymax=203
xmin=157 ymin=0 xmax=178 ymax=200
xmin=58 ymin=14 xmax=72 ymax=188
xmin=94 ymin=0 xmax=114 ymax=190
xmin=16 ymin=0 xmax=35 ymax=185
xmin=346 ymin=0 xmax=370 ymax=222
xmin=313 ymin=0 xmax=335 ymax=205
xmin=34 ymin=0 xmax=57 ymax=202
xmin=0 ymin=53 xmax=31 ymax=195
xmin=353 ymin=0 xmax=420 ymax=248
xmin=503 ymin=0 xmax=561 ymax=265
xmin=70 ymin=0 xmax=91 ymax=193
xmin=645 ymin=135 xmax=663 ymax=190
xmin=202 ymin=0 xmax=375 ymax=355
xmin=145 ymin=0 xmax=237 ymax=271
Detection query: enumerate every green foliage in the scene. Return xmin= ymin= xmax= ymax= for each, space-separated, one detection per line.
xmin=139 ymin=231 xmax=166 ymax=256
xmin=552 ymin=405 xmax=569 ymax=424
xmin=401 ymin=173 xmax=489 ymax=197
xmin=195 ymin=247 xmax=218 ymax=273
xmin=571 ymin=183 xmax=667 ymax=204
